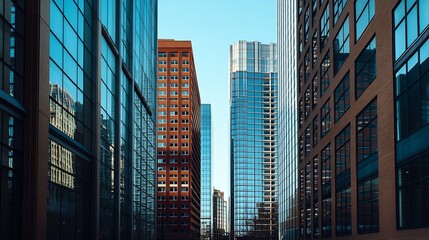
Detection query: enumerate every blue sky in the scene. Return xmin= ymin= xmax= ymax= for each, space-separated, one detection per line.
xmin=158 ymin=0 xmax=277 ymax=198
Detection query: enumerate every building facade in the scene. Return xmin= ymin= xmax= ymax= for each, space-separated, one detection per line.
xmin=213 ymin=189 xmax=228 ymax=240
xmin=156 ymin=39 xmax=201 ymax=240
xmin=0 ymin=0 xmax=158 ymax=239
xmin=201 ymin=104 xmax=213 ymax=239
xmin=286 ymin=0 xmax=429 ymax=239
xmin=277 ymin=0 xmax=299 ymax=239
xmin=230 ymin=40 xmax=278 ymax=239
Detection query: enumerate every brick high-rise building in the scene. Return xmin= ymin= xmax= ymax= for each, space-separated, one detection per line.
xmin=278 ymin=0 xmax=429 ymax=239
xmin=156 ymin=39 xmax=201 ymax=240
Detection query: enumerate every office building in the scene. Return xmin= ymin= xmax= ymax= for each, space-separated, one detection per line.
xmin=230 ymin=40 xmax=278 ymax=239
xmin=277 ymin=0 xmax=429 ymax=238
xmin=0 ymin=0 xmax=158 ymax=239
xmin=277 ymin=0 xmax=299 ymax=239
xmin=201 ymin=104 xmax=213 ymax=239
xmin=156 ymin=39 xmax=201 ymax=240
xmin=213 ymin=189 xmax=228 ymax=240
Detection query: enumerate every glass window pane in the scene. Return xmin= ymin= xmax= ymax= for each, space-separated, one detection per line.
xmin=395 ymin=21 xmax=406 ymax=60
xmin=407 ymin=7 xmax=418 ymax=47
xmin=420 ymin=0 xmax=429 ymax=33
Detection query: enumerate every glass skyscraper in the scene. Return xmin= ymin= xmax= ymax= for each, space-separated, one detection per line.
xmin=277 ymin=0 xmax=298 ymax=239
xmin=230 ymin=40 xmax=278 ymax=239
xmin=201 ymin=104 xmax=212 ymax=239
xmin=0 ymin=0 xmax=158 ymax=239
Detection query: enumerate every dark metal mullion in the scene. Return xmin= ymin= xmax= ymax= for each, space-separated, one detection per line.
xmin=127 ymin=0 xmax=135 ymax=238
xmin=114 ymin=0 xmax=122 ymax=238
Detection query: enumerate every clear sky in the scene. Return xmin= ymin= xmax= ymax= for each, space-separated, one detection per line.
xmin=158 ymin=0 xmax=277 ymax=198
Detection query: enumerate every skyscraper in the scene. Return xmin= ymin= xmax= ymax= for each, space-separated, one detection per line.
xmin=276 ymin=0 xmax=429 ymax=238
xmin=156 ymin=39 xmax=201 ymax=240
xmin=277 ymin=0 xmax=299 ymax=239
xmin=230 ymin=40 xmax=278 ymax=239
xmin=0 ymin=0 xmax=158 ymax=239
xmin=213 ymin=188 xmax=228 ymax=240
xmin=201 ymin=104 xmax=213 ymax=239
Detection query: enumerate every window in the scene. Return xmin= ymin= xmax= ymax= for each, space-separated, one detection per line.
xmin=320 ymin=51 xmax=330 ymax=96
xmin=171 ymin=68 xmax=178 ymax=72
xmin=158 ymin=52 xmax=167 ymax=57
xmin=158 ymin=91 xmax=166 ymax=96
xmin=182 ymin=52 xmax=189 ymax=57
xmin=182 ymin=119 xmax=189 ymax=124
xmin=320 ymin=4 xmax=330 ymax=51
xmin=182 ymin=68 xmax=189 ymax=72
xmin=170 ymin=167 xmax=178 ymax=171
xmin=170 ymin=91 xmax=178 ymax=96
xmin=170 ymin=52 xmax=178 ymax=57
xmin=313 ymin=116 xmax=319 ymax=146
xmin=182 ymin=91 xmax=189 ymax=96
xmin=333 ymin=0 xmax=347 ymax=24
xmin=159 ymin=68 xmax=167 ymax=72
xmin=158 ymin=83 xmax=166 ymax=88
xmin=394 ymin=0 xmax=429 ymax=60
xmin=170 ymin=60 xmax=178 ymax=65
xmin=321 ymin=99 xmax=331 ymax=137
xmin=395 ymin=39 xmax=429 ymax=141
xmin=158 ymin=143 xmax=166 ymax=147
xmin=182 ymin=60 xmax=189 ymax=64
xmin=299 ymin=134 xmax=304 ymax=162
xmin=336 ymin=187 xmax=351 ymax=236
xmin=170 ymin=111 xmax=177 ymax=116
xmin=334 ymin=73 xmax=350 ymax=122
xmin=305 ymin=8 xmax=310 ymax=43
xmin=305 ymin=51 xmax=310 ymax=81
xmin=321 ymin=143 xmax=332 ymax=188
xmin=159 ymin=76 xmax=167 ymax=80
xmin=158 ymin=119 xmax=166 ymax=124
xmin=159 ymin=60 xmax=167 ymax=65
xmin=170 ymin=83 xmax=178 ymax=88
xmin=182 ymin=76 xmax=189 ymax=80
xmin=355 ymin=37 xmax=376 ymax=99
xmin=158 ymin=111 xmax=166 ymax=116
xmin=171 ymin=76 xmax=178 ymax=80
xmin=313 ymin=74 xmax=319 ymax=107
xmin=356 ymin=99 xmax=378 ymax=163
xmin=355 ymin=0 xmax=375 ymax=40
xmin=397 ymin=151 xmax=429 ymax=229
xmin=305 ymin=126 xmax=311 ymax=156
xmin=158 ymin=127 xmax=166 ymax=131
xmin=322 ymin=197 xmax=332 ymax=238
xmin=357 ymin=175 xmax=379 ymax=233
xmin=305 ymin=87 xmax=311 ymax=119
xmin=299 ymin=98 xmax=304 ymax=128
xmin=334 ymin=17 xmax=350 ymax=74
xmin=335 ymin=125 xmax=351 ymax=175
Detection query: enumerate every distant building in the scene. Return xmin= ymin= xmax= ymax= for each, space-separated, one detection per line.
xmin=201 ymin=104 xmax=213 ymax=239
xmin=230 ymin=40 xmax=278 ymax=239
xmin=213 ymin=189 xmax=228 ymax=240
xmin=156 ymin=39 xmax=201 ymax=240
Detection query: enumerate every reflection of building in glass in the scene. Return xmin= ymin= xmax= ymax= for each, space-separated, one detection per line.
xmin=229 ymin=40 xmax=278 ymax=239
xmin=0 ymin=0 xmax=158 ymax=239
xmin=213 ymin=189 xmax=228 ymax=240
xmin=201 ymin=104 xmax=213 ymax=240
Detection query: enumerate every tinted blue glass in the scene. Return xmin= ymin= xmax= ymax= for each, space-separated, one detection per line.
xmin=50 ymin=33 xmax=63 ymax=66
xmin=407 ymin=7 xmax=418 ymax=47
xmin=50 ymin=1 xmax=63 ymax=40
xmin=420 ymin=0 xmax=429 ymax=33
xmin=395 ymin=21 xmax=406 ymax=60
xmin=395 ymin=1 xmax=405 ymax=26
